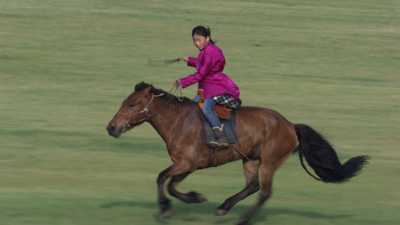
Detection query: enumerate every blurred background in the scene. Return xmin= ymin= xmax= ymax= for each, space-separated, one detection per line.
xmin=0 ymin=0 xmax=399 ymax=225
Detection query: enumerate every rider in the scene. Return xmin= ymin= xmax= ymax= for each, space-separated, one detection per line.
xmin=175 ymin=25 xmax=241 ymax=148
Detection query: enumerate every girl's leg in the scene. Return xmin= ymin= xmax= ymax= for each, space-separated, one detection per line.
xmin=202 ymin=98 xmax=221 ymax=128
xmin=193 ymin=95 xmax=201 ymax=103
xmin=202 ymin=98 xmax=228 ymax=148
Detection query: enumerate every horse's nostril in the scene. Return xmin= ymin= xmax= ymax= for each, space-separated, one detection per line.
xmin=107 ymin=125 xmax=116 ymax=135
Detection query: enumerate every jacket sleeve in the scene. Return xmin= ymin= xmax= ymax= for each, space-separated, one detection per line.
xmin=186 ymin=56 xmax=197 ymax=67
xmin=178 ymin=53 xmax=213 ymax=88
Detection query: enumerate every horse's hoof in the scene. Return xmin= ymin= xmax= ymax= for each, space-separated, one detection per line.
xmin=197 ymin=196 xmax=207 ymax=203
xmin=195 ymin=194 xmax=207 ymax=203
xmin=215 ymin=208 xmax=229 ymax=216
xmin=236 ymin=218 xmax=250 ymax=225
xmin=236 ymin=220 xmax=250 ymax=225
xmin=159 ymin=208 xmax=174 ymax=219
xmin=187 ymin=191 xmax=207 ymax=203
xmin=158 ymin=199 xmax=172 ymax=218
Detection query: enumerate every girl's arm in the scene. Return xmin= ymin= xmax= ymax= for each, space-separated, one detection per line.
xmin=178 ymin=54 xmax=213 ymax=88
xmin=186 ymin=56 xmax=198 ymax=67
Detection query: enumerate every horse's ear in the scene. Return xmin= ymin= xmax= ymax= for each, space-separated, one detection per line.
xmin=134 ymin=81 xmax=152 ymax=92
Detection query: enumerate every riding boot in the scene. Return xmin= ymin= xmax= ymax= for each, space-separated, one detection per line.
xmin=209 ymin=125 xmax=229 ymax=149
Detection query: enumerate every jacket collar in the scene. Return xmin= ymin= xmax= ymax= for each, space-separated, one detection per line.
xmin=200 ymin=42 xmax=212 ymax=51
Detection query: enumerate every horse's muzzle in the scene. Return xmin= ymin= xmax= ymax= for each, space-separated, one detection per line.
xmin=107 ymin=125 xmax=121 ymax=138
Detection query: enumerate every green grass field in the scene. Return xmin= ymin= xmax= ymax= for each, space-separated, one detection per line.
xmin=1 ymin=0 xmax=399 ymax=225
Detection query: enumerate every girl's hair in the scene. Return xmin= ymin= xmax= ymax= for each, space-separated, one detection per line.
xmin=192 ymin=25 xmax=215 ymax=44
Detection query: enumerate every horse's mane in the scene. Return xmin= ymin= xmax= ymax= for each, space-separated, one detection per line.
xmin=134 ymin=81 xmax=195 ymax=105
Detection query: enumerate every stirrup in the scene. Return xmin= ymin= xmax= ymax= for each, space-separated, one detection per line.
xmin=212 ymin=124 xmax=225 ymax=132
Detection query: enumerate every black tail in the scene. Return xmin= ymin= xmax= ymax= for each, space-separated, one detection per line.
xmin=294 ymin=124 xmax=369 ymax=183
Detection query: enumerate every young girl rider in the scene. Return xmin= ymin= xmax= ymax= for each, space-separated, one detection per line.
xmin=175 ymin=25 xmax=241 ymax=148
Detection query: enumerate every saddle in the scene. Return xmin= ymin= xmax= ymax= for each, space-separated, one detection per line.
xmin=196 ymin=90 xmax=232 ymax=119
xmin=196 ymin=90 xmax=238 ymax=144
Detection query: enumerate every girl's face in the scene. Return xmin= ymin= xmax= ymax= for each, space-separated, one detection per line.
xmin=192 ymin=34 xmax=210 ymax=50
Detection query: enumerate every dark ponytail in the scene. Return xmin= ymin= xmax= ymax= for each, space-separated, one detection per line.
xmin=192 ymin=25 xmax=215 ymax=44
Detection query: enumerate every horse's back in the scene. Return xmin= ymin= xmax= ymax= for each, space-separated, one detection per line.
xmin=236 ymin=106 xmax=293 ymax=127
xmin=235 ymin=106 xmax=298 ymax=150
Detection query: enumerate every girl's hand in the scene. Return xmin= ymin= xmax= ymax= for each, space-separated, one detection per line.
xmin=177 ymin=57 xmax=188 ymax=62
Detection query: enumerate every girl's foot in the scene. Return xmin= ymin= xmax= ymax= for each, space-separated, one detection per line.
xmin=209 ymin=126 xmax=229 ymax=148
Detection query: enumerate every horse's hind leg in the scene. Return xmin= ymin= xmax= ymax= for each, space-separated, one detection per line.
xmin=242 ymin=160 xmax=260 ymax=186
xmin=167 ymin=172 xmax=207 ymax=203
xmin=236 ymin=138 xmax=294 ymax=225
xmin=236 ymin=161 xmax=274 ymax=225
xmin=216 ymin=160 xmax=260 ymax=216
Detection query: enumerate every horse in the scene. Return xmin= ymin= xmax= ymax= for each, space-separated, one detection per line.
xmin=106 ymin=82 xmax=368 ymax=225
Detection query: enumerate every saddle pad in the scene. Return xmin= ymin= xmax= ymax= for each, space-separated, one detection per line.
xmin=202 ymin=112 xmax=238 ymax=145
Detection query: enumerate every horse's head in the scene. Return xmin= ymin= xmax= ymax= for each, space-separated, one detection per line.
xmin=106 ymin=82 xmax=161 ymax=138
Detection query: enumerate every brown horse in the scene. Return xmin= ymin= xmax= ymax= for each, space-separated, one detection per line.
xmin=106 ymin=82 xmax=368 ymax=225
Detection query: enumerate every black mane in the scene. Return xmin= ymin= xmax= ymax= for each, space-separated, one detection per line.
xmin=134 ymin=81 xmax=194 ymax=105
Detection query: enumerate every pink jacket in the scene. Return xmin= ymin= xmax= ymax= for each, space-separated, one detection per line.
xmin=178 ymin=43 xmax=240 ymax=99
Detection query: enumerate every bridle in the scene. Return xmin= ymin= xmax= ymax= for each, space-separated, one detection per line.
xmin=140 ymin=81 xmax=183 ymax=114
xmin=138 ymin=92 xmax=165 ymax=116
xmin=120 ymin=93 xmax=166 ymax=131
xmin=131 ymin=86 xmax=177 ymax=126
xmin=133 ymin=85 xmax=182 ymax=125
xmin=130 ymin=84 xmax=183 ymax=126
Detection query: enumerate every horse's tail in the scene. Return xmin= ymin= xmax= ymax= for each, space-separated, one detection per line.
xmin=294 ymin=124 xmax=369 ymax=183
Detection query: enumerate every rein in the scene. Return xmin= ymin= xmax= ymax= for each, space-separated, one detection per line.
xmin=168 ymin=83 xmax=184 ymax=103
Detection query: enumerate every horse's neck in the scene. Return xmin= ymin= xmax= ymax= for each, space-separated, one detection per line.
xmin=147 ymin=102 xmax=194 ymax=144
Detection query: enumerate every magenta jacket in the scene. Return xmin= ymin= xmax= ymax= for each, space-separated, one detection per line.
xmin=178 ymin=43 xmax=240 ymax=99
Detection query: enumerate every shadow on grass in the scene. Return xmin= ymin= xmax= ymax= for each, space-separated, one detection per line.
xmin=100 ymin=199 xmax=352 ymax=224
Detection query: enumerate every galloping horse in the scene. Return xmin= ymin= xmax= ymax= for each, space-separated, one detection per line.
xmin=106 ymin=82 xmax=368 ymax=225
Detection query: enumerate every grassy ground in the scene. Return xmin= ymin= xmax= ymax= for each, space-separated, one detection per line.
xmin=1 ymin=0 xmax=399 ymax=225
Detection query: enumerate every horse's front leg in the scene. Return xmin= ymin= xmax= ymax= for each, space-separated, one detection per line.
xmin=156 ymin=166 xmax=173 ymax=216
xmin=156 ymin=163 xmax=193 ymax=217
xmin=167 ymin=172 xmax=207 ymax=203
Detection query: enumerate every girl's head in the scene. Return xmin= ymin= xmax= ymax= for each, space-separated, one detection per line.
xmin=191 ymin=25 xmax=215 ymax=50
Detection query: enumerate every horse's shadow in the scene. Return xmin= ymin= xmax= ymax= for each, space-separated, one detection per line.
xmin=100 ymin=200 xmax=352 ymax=224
